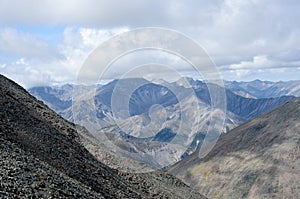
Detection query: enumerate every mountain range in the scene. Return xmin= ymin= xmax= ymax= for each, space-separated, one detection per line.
xmin=225 ymin=79 xmax=300 ymax=99
xmin=28 ymin=78 xmax=295 ymax=168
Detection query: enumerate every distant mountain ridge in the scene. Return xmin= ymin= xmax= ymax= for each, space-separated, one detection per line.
xmin=29 ymin=78 xmax=298 ymax=122
xmin=225 ymin=79 xmax=300 ymax=98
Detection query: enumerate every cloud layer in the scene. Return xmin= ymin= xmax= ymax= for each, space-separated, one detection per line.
xmin=0 ymin=0 xmax=300 ymax=86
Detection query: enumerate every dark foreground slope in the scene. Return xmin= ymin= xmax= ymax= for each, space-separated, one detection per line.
xmin=0 ymin=74 xmax=205 ymax=199
xmin=0 ymin=76 xmax=140 ymax=198
xmin=170 ymin=98 xmax=300 ymax=198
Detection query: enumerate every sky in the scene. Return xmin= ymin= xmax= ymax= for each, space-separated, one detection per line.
xmin=0 ymin=0 xmax=300 ymax=88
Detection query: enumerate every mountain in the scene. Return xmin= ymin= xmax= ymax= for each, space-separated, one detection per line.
xmin=0 ymin=74 xmax=205 ymax=198
xmin=27 ymin=84 xmax=101 ymax=115
xmin=29 ymin=78 xmax=295 ymax=125
xmin=169 ymin=97 xmax=300 ymax=198
xmin=28 ymin=78 xmax=294 ymax=168
xmin=225 ymin=79 xmax=300 ymax=98
xmin=182 ymin=79 xmax=294 ymax=120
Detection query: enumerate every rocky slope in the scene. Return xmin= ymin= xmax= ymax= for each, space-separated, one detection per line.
xmin=169 ymin=97 xmax=300 ymax=198
xmin=0 ymin=74 xmax=205 ymax=198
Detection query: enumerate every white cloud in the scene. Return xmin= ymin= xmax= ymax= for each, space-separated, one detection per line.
xmin=229 ymin=54 xmax=300 ymax=70
xmin=0 ymin=0 xmax=227 ymax=28
xmin=1 ymin=58 xmax=52 ymax=88
xmin=230 ymin=55 xmax=271 ymax=70
xmin=0 ymin=28 xmax=61 ymax=59
xmin=221 ymin=52 xmax=300 ymax=80
xmin=1 ymin=0 xmax=300 ymax=84
xmin=0 ymin=27 xmax=129 ymax=88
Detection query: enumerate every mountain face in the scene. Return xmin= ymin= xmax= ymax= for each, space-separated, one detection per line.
xmin=225 ymin=79 xmax=300 ymax=98
xmin=169 ymin=98 xmax=300 ymax=199
xmin=0 ymin=74 xmax=205 ymax=198
xmin=182 ymin=79 xmax=294 ymax=120
xmin=28 ymin=84 xmax=74 ymax=113
xmin=28 ymin=78 xmax=294 ymax=169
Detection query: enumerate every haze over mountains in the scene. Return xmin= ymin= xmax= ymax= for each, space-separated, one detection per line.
xmin=28 ymin=78 xmax=299 ymax=125
xmin=225 ymin=79 xmax=300 ymax=99
xmin=28 ymin=78 xmax=295 ymax=168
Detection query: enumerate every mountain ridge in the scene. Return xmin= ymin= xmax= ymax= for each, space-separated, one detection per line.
xmin=169 ymin=97 xmax=300 ymax=198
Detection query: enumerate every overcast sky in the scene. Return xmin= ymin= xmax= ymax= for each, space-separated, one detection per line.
xmin=1 ymin=0 xmax=300 ymax=88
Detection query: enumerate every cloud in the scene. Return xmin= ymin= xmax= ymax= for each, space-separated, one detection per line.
xmin=223 ymin=66 xmax=300 ymax=81
xmin=0 ymin=0 xmax=165 ymax=27
xmin=0 ymin=0 xmax=222 ymax=27
xmin=0 ymin=58 xmax=53 ymax=88
xmin=220 ymin=51 xmax=300 ymax=81
xmin=229 ymin=52 xmax=300 ymax=70
xmin=0 ymin=28 xmax=61 ymax=59
xmin=0 ymin=27 xmax=129 ymax=88
xmin=1 ymin=0 xmax=300 ymax=84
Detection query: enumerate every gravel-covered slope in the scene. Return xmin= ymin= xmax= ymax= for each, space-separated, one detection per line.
xmin=78 ymin=129 xmax=206 ymax=198
xmin=0 ymin=138 xmax=105 ymax=198
xmin=0 ymin=75 xmax=141 ymax=198
xmin=170 ymin=98 xmax=300 ymax=199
